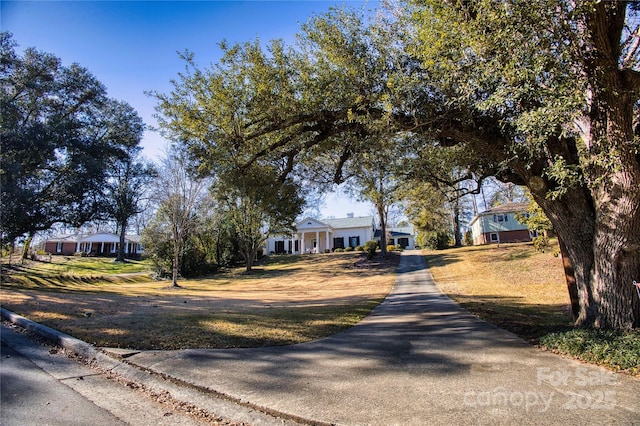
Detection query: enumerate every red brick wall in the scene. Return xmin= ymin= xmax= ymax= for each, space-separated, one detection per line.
xmin=482 ymin=229 xmax=532 ymax=244
xmin=44 ymin=241 xmax=77 ymax=255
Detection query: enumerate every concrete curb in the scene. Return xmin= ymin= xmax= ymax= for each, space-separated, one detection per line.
xmin=1 ymin=307 xmax=98 ymax=360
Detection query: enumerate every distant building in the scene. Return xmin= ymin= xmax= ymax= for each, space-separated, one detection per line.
xmin=374 ymin=224 xmax=416 ymax=249
xmin=266 ymin=215 xmax=376 ymax=254
xmin=266 ymin=215 xmax=417 ymax=254
xmin=43 ymin=232 xmax=143 ymax=258
xmin=469 ymin=202 xmax=533 ymax=245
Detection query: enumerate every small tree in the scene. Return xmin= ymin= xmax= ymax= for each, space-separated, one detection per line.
xmin=148 ymin=147 xmax=207 ymax=286
xmin=104 ymin=146 xmax=155 ymax=261
xmin=516 ymin=192 xmax=553 ymax=252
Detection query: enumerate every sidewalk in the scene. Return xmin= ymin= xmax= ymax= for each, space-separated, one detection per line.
xmin=116 ymin=252 xmax=638 ymax=425
xmin=3 ymin=251 xmax=638 ymax=425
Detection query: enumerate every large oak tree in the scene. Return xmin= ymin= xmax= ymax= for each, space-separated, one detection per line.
xmin=1 ymin=33 xmax=145 ymax=246
xmin=152 ymin=2 xmax=639 ymax=329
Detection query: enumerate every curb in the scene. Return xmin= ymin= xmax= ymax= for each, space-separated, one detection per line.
xmin=1 ymin=307 xmax=98 ymax=360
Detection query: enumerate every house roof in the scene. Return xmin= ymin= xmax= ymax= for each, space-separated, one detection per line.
xmin=479 ymin=202 xmax=529 ymax=215
xmin=321 ymin=216 xmax=374 ymax=229
xmin=374 ymin=229 xmax=413 ymax=238
xmin=46 ymin=233 xmax=140 ymax=243
xmin=469 ymin=202 xmax=529 ymax=226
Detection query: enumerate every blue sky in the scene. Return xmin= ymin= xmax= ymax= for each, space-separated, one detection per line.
xmin=2 ymin=0 xmax=377 ymax=219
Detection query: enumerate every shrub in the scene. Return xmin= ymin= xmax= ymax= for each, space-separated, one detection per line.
xmin=386 ymin=245 xmax=396 ymax=252
xmin=344 ymin=246 xmax=354 ymax=252
xmin=355 ymin=245 xmax=363 ymax=251
xmin=464 ymin=230 xmax=473 ymax=246
xmin=424 ymin=231 xmax=450 ymax=250
xmin=533 ymin=235 xmax=549 ymax=252
xmin=334 ymin=248 xmax=345 ymax=253
xmin=363 ymin=240 xmax=378 ymax=252
xmin=363 ymin=240 xmax=378 ymax=260
xmin=180 ymin=245 xmax=217 ymax=278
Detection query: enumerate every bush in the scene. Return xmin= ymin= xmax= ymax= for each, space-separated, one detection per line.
xmin=464 ymin=230 xmax=473 ymax=246
xmin=363 ymin=240 xmax=378 ymax=252
xmin=533 ymin=235 xmax=549 ymax=252
xmin=334 ymin=248 xmax=345 ymax=253
xmin=355 ymin=245 xmax=363 ymax=251
xmin=424 ymin=231 xmax=450 ymax=250
xmin=344 ymin=246 xmax=354 ymax=252
xmin=363 ymin=240 xmax=378 ymax=260
xmin=386 ymin=245 xmax=397 ymax=252
xmin=180 ymin=245 xmax=217 ymax=278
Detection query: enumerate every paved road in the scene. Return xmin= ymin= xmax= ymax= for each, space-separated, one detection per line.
xmin=121 ymin=251 xmax=639 ymax=425
xmin=0 ymin=324 xmax=207 ymax=425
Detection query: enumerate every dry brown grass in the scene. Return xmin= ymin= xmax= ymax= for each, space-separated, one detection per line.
xmin=1 ymin=252 xmax=399 ymax=349
xmin=425 ymin=241 xmax=574 ymax=342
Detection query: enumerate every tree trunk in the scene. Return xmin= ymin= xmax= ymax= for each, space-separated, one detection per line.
xmin=532 ymin=163 xmax=640 ymax=330
xmin=240 ymin=244 xmax=255 ymax=272
xmin=581 ymin=0 xmax=640 ymax=329
xmin=116 ymin=222 xmax=127 ymax=262
xmin=20 ymin=231 xmax=34 ymax=264
xmin=453 ymin=200 xmax=462 ymax=247
xmin=172 ymin=244 xmax=180 ymax=287
xmin=557 ymin=237 xmax=580 ymax=321
xmin=171 ymin=227 xmax=181 ymax=287
xmin=376 ymin=203 xmax=388 ymax=257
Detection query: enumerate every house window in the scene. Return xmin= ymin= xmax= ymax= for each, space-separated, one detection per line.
xmin=494 ymin=214 xmax=508 ymax=222
xmin=333 ymin=237 xmax=345 ymax=249
xmin=398 ymin=238 xmax=409 ymax=248
xmin=275 ymin=241 xmax=285 ymax=254
xmin=56 ymin=242 xmax=63 ymax=253
xmin=349 ymin=236 xmax=360 ymax=248
xmin=490 ymin=233 xmax=499 ymax=242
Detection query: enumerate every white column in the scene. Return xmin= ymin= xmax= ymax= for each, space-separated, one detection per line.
xmin=301 ymin=232 xmax=305 ymax=254
xmin=315 ymin=231 xmax=319 ymax=253
xmin=325 ymin=231 xmax=329 ymax=253
xmin=101 ymin=242 xmax=104 ymax=254
xmin=291 ymin=235 xmax=295 ymax=254
xmin=76 ymin=242 xmax=80 ymax=252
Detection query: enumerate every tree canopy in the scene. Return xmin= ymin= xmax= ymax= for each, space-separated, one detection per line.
xmin=152 ymin=1 xmax=639 ymax=329
xmin=1 ymin=33 xmax=145 ymax=244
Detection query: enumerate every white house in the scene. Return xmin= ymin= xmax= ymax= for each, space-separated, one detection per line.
xmin=374 ymin=224 xmax=417 ymax=250
xmin=469 ymin=202 xmax=533 ymax=245
xmin=43 ymin=232 xmax=144 ymax=258
xmin=266 ymin=215 xmax=376 ymax=254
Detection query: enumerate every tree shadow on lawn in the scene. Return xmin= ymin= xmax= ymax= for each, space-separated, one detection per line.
xmin=1 ymin=270 xmax=150 ymax=293
xmin=3 ymin=295 xmax=385 ymax=350
xmin=446 ymin=292 xmax=574 ymax=344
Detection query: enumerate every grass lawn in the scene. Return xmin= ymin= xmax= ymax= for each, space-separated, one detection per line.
xmin=1 ymin=252 xmax=398 ymax=350
xmin=425 ymin=241 xmax=639 ymax=375
xmin=425 ymin=241 xmax=573 ymax=342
